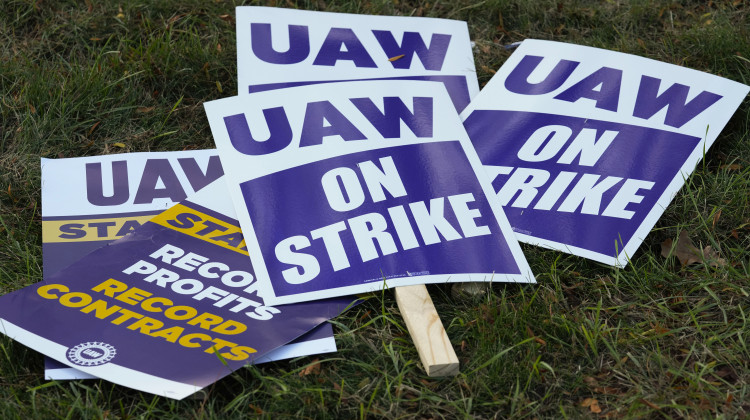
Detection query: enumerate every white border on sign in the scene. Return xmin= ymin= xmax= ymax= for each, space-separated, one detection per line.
xmin=45 ymin=336 xmax=337 ymax=380
xmin=236 ymin=6 xmax=479 ymax=97
xmin=0 ymin=318 xmax=201 ymax=400
xmin=460 ymin=39 xmax=749 ymax=267
xmin=205 ymin=80 xmax=534 ymax=305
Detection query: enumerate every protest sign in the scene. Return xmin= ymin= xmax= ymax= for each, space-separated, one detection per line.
xmin=3 ymin=179 xmax=353 ymax=398
xmin=41 ymin=151 xmax=337 ymax=380
xmin=205 ymin=80 xmax=534 ymax=305
xmin=236 ymin=6 xmax=479 ymax=112
xmin=461 ymin=39 xmax=750 ymax=266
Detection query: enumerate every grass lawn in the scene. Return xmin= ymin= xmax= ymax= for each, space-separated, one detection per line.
xmin=1 ymin=0 xmax=749 ymax=418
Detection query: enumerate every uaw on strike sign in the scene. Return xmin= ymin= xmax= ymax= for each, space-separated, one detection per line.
xmin=236 ymin=6 xmax=479 ymax=112
xmin=205 ymin=80 xmax=534 ymax=305
xmin=461 ymin=40 xmax=749 ymax=266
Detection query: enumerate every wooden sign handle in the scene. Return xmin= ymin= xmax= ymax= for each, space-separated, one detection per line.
xmin=394 ymin=284 xmax=459 ymax=376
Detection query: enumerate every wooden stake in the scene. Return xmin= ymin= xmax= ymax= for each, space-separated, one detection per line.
xmin=394 ymin=284 xmax=459 ymax=377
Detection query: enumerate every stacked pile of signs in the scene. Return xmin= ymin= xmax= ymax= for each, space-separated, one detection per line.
xmin=0 ymin=7 xmax=746 ymax=399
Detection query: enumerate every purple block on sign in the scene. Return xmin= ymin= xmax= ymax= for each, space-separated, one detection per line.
xmin=239 ymin=141 xmax=522 ymax=298
xmin=464 ymin=110 xmax=700 ymax=259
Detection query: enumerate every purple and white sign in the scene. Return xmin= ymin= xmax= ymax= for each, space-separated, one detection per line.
xmin=41 ymin=151 xmax=339 ymax=380
xmin=1 ymin=178 xmax=355 ymax=399
xmin=461 ymin=40 xmax=749 ymax=266
xmin=236 ymin=6 xmax=478 ymax=112
xmin=205 ymin=80 xmax=534 ymax=305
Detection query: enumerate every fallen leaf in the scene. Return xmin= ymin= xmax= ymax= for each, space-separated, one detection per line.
xmin=594 ymin=386 xmax=621 ymax=395
xmin=702 ymin=245 xmax=727 ymax=268
xmin=357 ymin=309 xmax=371 ymax=322
xmin=661 ymin=231 xmax=702 ymax=266
xmin=419 ymin=379 xmax=436 ymax=388
xmin=720 ymin=163 xmax=741 ymax=170
xmin=480 ymin=64 xmax=497 ymax=75
xmin=641 ymin=398 xmax=660 ymax=410
xmin=388 ymin=54 xmax=405 ymax=62
xmin=248 ymin=404 xmax=263 ymax=414
xmin=29 ymin=103 xmax=36 ymax=114
xmin=112 ymin=142 xmax=126 ymax=148
xmin=525 ymin=325 xmax=547 ymax=345
xmin=581 ymin=398 xmax=602 ymax=413
xmin=136 ymin=106 xmax=155 ymax=113
xmin=88 ymin=121 xmax=100 ymax=135
xmin=218 ymin=14 xmax=234 ymax=23
xmin=216 ymin=81 xmax=223 ymax=93
xmin=217 ymin=43 xmax=222 ymax=52
xmin=90 ymin=37 xmax=102 ymax=41
xmin=649 ymin=322 xmax=669 ymax=335
xmin=299 ymin=358 xmax=321 ymax=377
xmin=712 ymin=209 xmax=722 ymax=229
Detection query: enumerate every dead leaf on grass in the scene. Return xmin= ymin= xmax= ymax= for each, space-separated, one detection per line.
xmin=136 ymin=106 xmax=155 ymax=113
xmin=526 ymin=325 xmax=546 ymax=346
xmin=661 ymin=231 xmax=702 ymax=266
xmin=88 ymin=121 xmax=100 ymax=135
xmin=218 ymin=14 xmax=235 ymax=23
xmin=720 ymin=163 xmax=742 ymax=171
xmin=702 ymin=245 xmax=727 ymax=268
xmin=581 ymin=397 xmax=602 ymax=413
xmin=299 ymin=358 xmax=321 ymax=377
xmin=712 ymin=209 xmax=722 ymax=229
xmin=594 ymin=386 xmax=621 ymax=395
xmin=641 ymin=398 xmax=660 ymax=410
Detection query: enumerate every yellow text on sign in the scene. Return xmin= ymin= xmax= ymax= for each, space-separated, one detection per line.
xmin=149 ymin=204 xmax=248 ymax=256
xmin=43 ymin=215 xmax=156 ymax=243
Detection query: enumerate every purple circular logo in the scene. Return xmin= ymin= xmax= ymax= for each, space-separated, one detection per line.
xmin=66 ymin=342 xmax=116 ymax=367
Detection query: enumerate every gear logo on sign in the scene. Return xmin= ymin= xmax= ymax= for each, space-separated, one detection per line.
xmin=66 ymin=342 xmax=116 ymax=367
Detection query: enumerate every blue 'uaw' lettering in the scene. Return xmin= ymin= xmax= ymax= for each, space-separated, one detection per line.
xmin=250 ymin=23 xmax=452 ymax=71
xmin=223 ymin=96 xmax=434 ymax=156
xmin=274 ymin=155 xmax=492 ymax=284
xmin=505 ymin=55 xmax=723 ymax=128
xmin=85 ymin=156 xmax=224 ymax=206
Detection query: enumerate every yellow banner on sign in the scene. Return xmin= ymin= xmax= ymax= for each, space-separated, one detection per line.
xmin=42 ymin=215 xmax=155 ymax=243
xmin=149 ymin=204 xmax=249 ymax=256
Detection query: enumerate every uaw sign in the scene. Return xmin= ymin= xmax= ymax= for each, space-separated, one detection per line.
xmin=40 ymin=151 xmax=341 ymax=381
xmin=2 ymin=179 xmax=354 ymax=399
xmin=205 ymin=80 xmax=534 ymax=305
xmin=461 ymin=39 xmax=749 ymax=266
xmin=236 ymin=6 xmax=479 ymax=112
